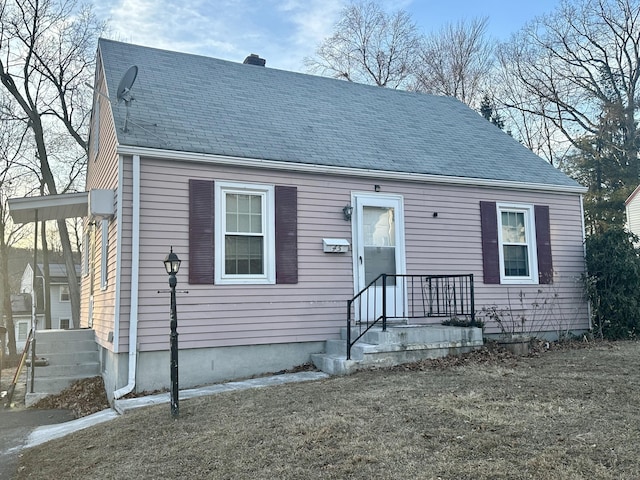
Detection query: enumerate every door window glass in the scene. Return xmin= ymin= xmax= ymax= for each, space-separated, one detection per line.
xmin=363 ymin=206 xmax=396 ymax=285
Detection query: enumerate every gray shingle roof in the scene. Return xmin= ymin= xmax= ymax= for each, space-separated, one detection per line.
xmin=35 ymin=263 xmax=80 ymax=282
xmin=98 ymin=38 xmax=582 ymax=189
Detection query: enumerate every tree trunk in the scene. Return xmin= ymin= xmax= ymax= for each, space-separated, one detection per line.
xmin=32 ymin=118 xmax=81 ymax=328
xmin=0 ymin=226 xmax=17 ymax=357
xmin=58 ymin=219 xmax=80 ymax=328
xmin=41 ymin=220 xmax=52 ymax=330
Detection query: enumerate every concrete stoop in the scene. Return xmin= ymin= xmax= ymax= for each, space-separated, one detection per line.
xmin=25 ymin=329 xmax=100 ymax=406
xmin=311 ymin=324 xmax=484 ymax=375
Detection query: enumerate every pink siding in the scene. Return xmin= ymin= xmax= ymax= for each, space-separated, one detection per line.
xmin=126 ymin=156 xmax=588 ymax=353
xmin=81 ymin=55 xmax=121 ymax=350
xmin=112 ymin=160 xmax=134 ymax=353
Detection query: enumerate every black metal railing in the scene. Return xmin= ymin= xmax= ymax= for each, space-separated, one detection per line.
xmin=346 ymin=274 xmax=474 ymax=360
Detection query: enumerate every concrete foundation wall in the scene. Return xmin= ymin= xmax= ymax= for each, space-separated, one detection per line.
xmin=100 ymin=346 xmax=130 ymax=403
xmin=102 ymin=341 xmax=325 ymax=401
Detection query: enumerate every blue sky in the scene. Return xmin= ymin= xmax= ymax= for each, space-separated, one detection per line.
xmin=98 ymin=0 xmax=560 ymax=72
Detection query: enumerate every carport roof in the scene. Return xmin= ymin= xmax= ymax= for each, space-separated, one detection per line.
xmin=8 ymin=192 xmax=88 ymax=224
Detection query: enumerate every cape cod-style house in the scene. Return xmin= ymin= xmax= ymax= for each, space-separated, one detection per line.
xmin=24 ymin=39 xmax=590 ymax=402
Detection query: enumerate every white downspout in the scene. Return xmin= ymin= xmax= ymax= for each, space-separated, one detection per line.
xmin=114 ymin=154 xmax=141 ymax=399
xmin=112 ymin=155 xmax=124 ymax=353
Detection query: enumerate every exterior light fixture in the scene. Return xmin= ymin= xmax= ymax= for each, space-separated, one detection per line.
xmin=164 ymin=247 xmax=181 ymax=275
xmin=343 ymin=204 xmax=353 ymax=221
xmin=164 ymin=246 xmax=181 ymax=418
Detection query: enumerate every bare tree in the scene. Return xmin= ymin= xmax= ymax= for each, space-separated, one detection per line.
xmin=0 ymin=0 xmax=105 ymax=327
xmin=497 ymin=0 xmax=640 ymax=178
xmin=413 ymin=17 xmax=495 ymax=107
xmin=0 ymin=107 xmax=31 ymax=356
xmin=305 ymin=1 xmax=421 ymax=88
xmin=495 ymin=68 xmax=573 ymax=166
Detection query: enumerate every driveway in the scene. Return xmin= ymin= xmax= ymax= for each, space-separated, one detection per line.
xmin=0 ymin=407 xmax=75 ymax=479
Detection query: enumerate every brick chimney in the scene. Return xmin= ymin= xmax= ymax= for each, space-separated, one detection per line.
xmin=243 ymin=54 xmax=266 ymax=67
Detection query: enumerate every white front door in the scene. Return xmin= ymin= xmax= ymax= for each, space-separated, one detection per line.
xmin=352 ymin=193 xmax=406 ymax=321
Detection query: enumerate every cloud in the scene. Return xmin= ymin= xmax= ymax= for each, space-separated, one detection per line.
xmin=99 ymin=0 xmax=348 ymax=72
xmin=273 ymin=0 xmax=344 ymax=69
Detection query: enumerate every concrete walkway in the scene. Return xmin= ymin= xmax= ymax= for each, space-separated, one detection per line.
xmin=1 ymin=371 xmax=329 ymax=478
xmin=27 ymin=371 xmax=328 ymax=447
xmin=0 ymin=407 xmax=76 ymax=479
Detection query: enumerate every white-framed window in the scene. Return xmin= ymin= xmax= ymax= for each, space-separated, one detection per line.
xmin=497 ymin=203 xmax=538 ymax=284
xmin=82 ymin=231 xmax=90 ymax=276
xmin=59 ymin=318 xmax=70 ymax=330
xmin=17 ymin=321 xmax=28 ymax=341
xmin=60 ymin=285 xmax=70 ymax=302
xmin=214 ymin=182 xmax=275 ymax=284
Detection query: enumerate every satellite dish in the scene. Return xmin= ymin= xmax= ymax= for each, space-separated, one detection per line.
xmin=117 ymin=65 xmax=138 ymax=104
xmin=116 ymin=65 xmax=138 ymax=132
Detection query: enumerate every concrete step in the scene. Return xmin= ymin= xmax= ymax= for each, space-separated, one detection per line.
xmin=36 ymin=340 xmax=98 ymax=356
xmin=24 ymin=328 xmax=100 ymax=398
xmin=325 ymin=339 xmax=348 ymax=356
xmin=31 ymin=374 xmax=98 ymax=395
xmin=327 ymin=339 xmax=402 ymax=361
xmin=311 ymin=353 xmax=357 ymax=376
xmin=30 ymin=362 xmax=100 ymax=378
xmin=35 ymin=329 xmax=97 ymax=354
xmin=35 ymin=350 xmax=100 ymax=366
xmin=36 ymin=338 xmax=98 ymax=355
xmin=34 ymin=328 xmax=95 ymax=343
xmin=313 ymin=325 xmax=484 ymax=375
xmin=342 ymin=324 xmax=482 ymax=345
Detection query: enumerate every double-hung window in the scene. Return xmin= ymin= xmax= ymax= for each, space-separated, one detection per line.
xmin=497 ymin=204 xmax=538 ymax=284
xmin=215 ymin=182 xmax=275 ymax=284
xmin=17 ymin=321 xmax=28 ymax=341
xmin=60 ymin=285 xmax=71 ymax=302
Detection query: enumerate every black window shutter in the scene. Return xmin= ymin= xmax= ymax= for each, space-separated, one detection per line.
xmin=480 ymin=201 xmax=500 ymax=284
xmin=535 ymin=205 xmax=553 ymax=284
xmin=275 ymin=185 xmax=298 ymax=284
xmin=189 ymin=179 xmax=215 ymax=284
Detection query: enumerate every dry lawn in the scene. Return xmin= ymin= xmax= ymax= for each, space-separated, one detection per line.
xmin=15 ymin=341 xmax=640 ymax=479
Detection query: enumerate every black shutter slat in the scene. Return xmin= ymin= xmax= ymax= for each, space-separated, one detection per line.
xmin=535 ymin=205 xmax=553 ymax=284
xmin=189 ymin=179 xmax=215 ymax=284
xmin=480 ymin=201 xmax=500 ymax=284
xmin=275 ymin=186 xmax=298 ymax=284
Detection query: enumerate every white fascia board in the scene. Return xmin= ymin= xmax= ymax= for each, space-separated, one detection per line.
xmin=117 ymin=145 xmax=588 ymax=195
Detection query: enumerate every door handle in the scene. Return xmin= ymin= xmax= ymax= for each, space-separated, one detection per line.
xmin=359 ymin=256 xmax=363 ymax=265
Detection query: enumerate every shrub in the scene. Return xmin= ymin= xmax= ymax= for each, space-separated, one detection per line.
xmin=584 ymin=227 xmax=640 ymax=339
xmin=441 ymin=317 xmax=484 ymax=329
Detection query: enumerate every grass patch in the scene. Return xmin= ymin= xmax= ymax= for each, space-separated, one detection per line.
xmin=16 ymin=341 xmax=640 ymax=479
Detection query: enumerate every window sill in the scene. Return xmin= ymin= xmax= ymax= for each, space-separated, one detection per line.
xmin=215 ymin=277 xmax=275 ymax=286
xmin=499 ymin=277 xmax=538 ymax=285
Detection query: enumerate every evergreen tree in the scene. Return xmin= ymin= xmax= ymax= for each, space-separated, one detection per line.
xmin=565 ymin=102 xmax=638 ymax=233
xmin=479 ymin=94 xmax=505 ymax=130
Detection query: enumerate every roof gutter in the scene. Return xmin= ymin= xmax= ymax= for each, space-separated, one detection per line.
xmin=117 ymin=145 xmax=588 ymax=195
xmin=113 ymin=153 xmax=141 ymax=399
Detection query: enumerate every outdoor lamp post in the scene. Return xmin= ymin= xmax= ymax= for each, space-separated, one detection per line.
xmin=164 ymin=247 xmax=181 ymax=418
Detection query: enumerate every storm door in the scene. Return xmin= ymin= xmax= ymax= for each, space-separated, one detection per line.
xmin=352 ymin=194 xmax=406 ymax=321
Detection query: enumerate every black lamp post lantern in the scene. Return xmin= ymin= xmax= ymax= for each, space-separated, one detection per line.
xmin=164 ymin=247 xmax=181 ymax=418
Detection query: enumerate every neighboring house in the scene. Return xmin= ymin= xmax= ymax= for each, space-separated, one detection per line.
xmin=7 ymin=294 xmax=32 ymax=352
xmin=625 ymin=185 xmax=640 ymax=237
xmin=20 ymin=263 xmax=79 ymax=331
xmin=86 ymin=39 xmax=590 ymax=400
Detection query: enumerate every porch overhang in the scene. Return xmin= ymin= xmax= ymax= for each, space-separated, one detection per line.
xmin=8 ymin=192 xmax=88 ymax=224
